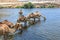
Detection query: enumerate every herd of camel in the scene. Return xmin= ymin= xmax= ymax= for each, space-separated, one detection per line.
xmin=0 ymin=10 xmax=46 ymax=40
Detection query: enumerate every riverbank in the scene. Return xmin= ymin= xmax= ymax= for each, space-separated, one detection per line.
xmin=0 ymin=2 xmax=60 ymax=8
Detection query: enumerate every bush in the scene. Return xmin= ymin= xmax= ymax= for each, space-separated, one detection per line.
xmin=0 ymin=6 xmax=4 ymax=8
xmin=15 ymin=2 xmax=34 ymax=8
xmin=48 ymin=5 xmax=55 ymax=8
xmin=23 ymin=2 xmax=34 ymax=8
xmin=40 ymin=5 xmax=55 ymax=8
xmin=15 ymin=6 xmax=24 ymax=8
xmin=40 ymin=5 xmax=46 ymax=8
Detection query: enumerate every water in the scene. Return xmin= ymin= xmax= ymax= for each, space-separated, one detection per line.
xmin=0 ymin=8 xmax=60 ymax=40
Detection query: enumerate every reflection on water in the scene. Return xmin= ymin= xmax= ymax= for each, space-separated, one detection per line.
xmin=0 ymin=8 xmax=60 ymax=40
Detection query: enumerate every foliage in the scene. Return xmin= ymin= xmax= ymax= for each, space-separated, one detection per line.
xmin=23 ymin=2 xmax=34 ymax=8
xmin=40 ymin=4 xmax=55 ymax=8
xmin=47 ymin=5 xmax=55 ymax=8
xmin=40 ymin=5 xmax=46 ymax=8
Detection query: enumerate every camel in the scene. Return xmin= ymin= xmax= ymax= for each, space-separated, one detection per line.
xmin=0 ymin=22 xmax=15 ymax=40
xmin=27 ymin=11 xmax=46 ymax=20
xmin=17 ymin=15 xmax=27 ymax=22
xmin=0 ymin=22 xmax=21 ymax=35
xmin=17 ymin=15 xmax=29 ymax=27
xmin=34 ymin=11 xmax=46 ymax=20
xmin=0 ymin=21 xmax=22 ymax=40
xmin=2 ymin=20 xmax=14 ymax=28
xmin=26 ymin=11 xmax=46 ymax=24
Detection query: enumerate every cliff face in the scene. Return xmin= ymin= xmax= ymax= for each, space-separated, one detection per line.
xmin=0 ymin=0 xmax=17 ymax=2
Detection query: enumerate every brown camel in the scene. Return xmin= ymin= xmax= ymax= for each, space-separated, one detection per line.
xmin=26 ymin=12 xmax=46 ymax=24
xmin=17 ymin=15 xmax=27 ymax=22
xmin=17 ymin=15 xmax=28 ymax=27
xmin=2 ymin=20 xmax=14 ymax=28
xmin=0 ymin=21 xmax=22 ymax=35
xmin=0 ymin=22 xmax=15 ymax=40
xmin=27 ymin=13 xmax=35 ymax=19
xmin=0 ymin=21 xmax=23 ymax=40
xmin=27 ymin=12 xmax=40 ymax=19
xmin=34 ymin=11 xmax=46 ymax=20
xmin=27 ymin=11 xmax=46 ymax=20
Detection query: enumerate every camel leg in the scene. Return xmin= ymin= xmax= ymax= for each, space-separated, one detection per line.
xmin=24 ymin=21 xmax=27 ymax=27
xmin=34 ymin=18 xmax=35 ymax=22
xmin=38 ymin=17 xmax=40 ymax=21
xmin=34 ymin=18 xmax=36 ymax=24
xmin=44 ymin=17 xmax=46 ymax=21
xmin=17 ymin=20 xmax=20 ymax=23
xmin=3 ymin=33 xmax=8 ymax=40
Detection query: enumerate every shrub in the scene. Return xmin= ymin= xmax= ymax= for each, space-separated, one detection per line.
xmin=23 ymin=2 xmax=34 ymax=8
xmin=40 ymin=5 xmax=46 ymax=8
xmin=48 ymin=5 xmax=55 ymax=8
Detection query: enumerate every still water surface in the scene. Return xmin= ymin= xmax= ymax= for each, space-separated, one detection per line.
xmin=0 ymin=8 xmax=60 ymax=40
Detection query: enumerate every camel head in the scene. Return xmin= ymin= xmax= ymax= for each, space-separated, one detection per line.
xmin=13 ymin=22 xmax=22 ymax=31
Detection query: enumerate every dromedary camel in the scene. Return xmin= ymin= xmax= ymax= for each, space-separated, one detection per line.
xmin=17 ymin=15 xmax=27 ymax=22
xmin=27 ymin=11 xmax=46 ymax=20
xmin=17 ymin=15 xmax=29 ymax=27
xmin=26 ymin=11 xmax=46 ymax=24
xmin=0 ymin=21 xmax=22 ymax=40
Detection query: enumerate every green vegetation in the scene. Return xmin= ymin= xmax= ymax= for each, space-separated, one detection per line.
xmin=15 ymin=2 xmax=34 ymax=8
xmin=47 ymin=5 xmax=55 ymax=8
xmin=0 ymin=6 xmax=4 ymax=8
xmin=40 ymin=4 xmax=56 ymax=8
xmin=40 ymin=5 xmax=46 ymax=8
xmin=23 ymin=2 xmax=34 ymax=8
xmin=15 ymin=6 xmax=24 ymax=8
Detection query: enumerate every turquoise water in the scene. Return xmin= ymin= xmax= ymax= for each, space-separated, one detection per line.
xmin=0 ymin=8 xmax=60 ymax=40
